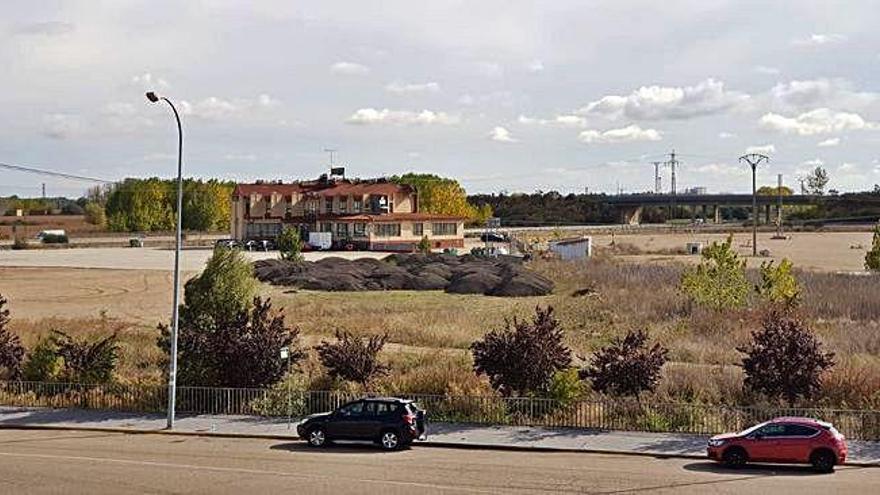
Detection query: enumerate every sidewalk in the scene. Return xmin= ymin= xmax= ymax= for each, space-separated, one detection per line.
xmin=2 ymin=406 xmax=878 ymax=465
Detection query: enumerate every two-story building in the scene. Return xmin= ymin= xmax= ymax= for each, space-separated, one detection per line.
xmin=230 ymin=176 xmax=466 ymax=251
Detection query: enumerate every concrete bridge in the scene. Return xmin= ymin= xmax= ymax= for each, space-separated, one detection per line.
xmin=604 ymin=194 xmax=823 ymax=224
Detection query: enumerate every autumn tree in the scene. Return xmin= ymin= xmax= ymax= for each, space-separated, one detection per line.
xmin=865 ymin=224 xmax=880 ymax=271
xmin=471 ymin=306 xmax=572 ymax=396
xmin=581 ymin=329 xmax=668 ymax=396
xmin=391 ymin=173 xmax=491 ymax=222
xmin=315 ymin=331 xmax=389 ymax=386
xmin=738 ymin=311 xmax=835 ymax=406
xmin=0 ymin=295 xmax=25 ymax=380
xmin=756 ymin=258 xmax=800 ymax=306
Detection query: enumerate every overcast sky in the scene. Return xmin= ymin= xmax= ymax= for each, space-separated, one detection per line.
xmin=2 ymin=0 xmax=880 ymax=197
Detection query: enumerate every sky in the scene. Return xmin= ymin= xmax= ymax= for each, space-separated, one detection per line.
xmin=2 ymin=0 xmax=880 ymax=198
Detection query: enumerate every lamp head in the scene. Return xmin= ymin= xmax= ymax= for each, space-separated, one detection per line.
xmin=145 ymin=91 xmax=160 ymax=103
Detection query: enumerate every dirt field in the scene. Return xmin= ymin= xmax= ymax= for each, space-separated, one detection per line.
xmin=589 ymin=230 xmax=875 ymax=272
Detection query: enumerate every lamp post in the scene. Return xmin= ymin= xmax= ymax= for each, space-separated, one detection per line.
xmin=146 ymin=91 xmax=184 ymax=429
xmin=739 ymin=153 xmax=770 ymax=256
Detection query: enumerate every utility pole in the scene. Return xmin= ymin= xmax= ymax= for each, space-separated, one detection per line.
xmin=739 ymin=153 xmax=770 ymax=256
xmin=666 ymin=150 xmax=679 ymax=221
xmin=652 ymin=161 xmax=662 ymax=194
xmin=41 ymin=183 xmax=46 ymax=199
xmin=775 ymin=173 xmax=785 ymax=239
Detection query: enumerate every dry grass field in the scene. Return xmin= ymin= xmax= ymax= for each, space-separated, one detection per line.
xmin=2 ymin=229 xmax=879 ymax=406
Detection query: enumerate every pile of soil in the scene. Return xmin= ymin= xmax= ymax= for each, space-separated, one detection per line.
xmin=254 ymin=254 xmax=554 ymax=297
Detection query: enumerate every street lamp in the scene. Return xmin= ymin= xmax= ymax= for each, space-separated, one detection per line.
xmin=739 ymin=153 xmax=770 ymax=256
xmin=146 ymin=91 xmax=184 ymax=429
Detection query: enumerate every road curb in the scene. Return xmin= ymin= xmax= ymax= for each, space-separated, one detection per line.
xmin=1 ymin=423 xmax=877 ymax=467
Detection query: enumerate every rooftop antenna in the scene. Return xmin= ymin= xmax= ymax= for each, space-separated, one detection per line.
xmin=325 ymin=148 xmax=345 ymax=179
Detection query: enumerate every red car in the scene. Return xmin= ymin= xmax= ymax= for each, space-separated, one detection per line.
xmin=707 ymin=417 xmax=847 ymax=472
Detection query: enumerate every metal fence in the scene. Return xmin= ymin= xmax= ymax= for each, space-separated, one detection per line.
xmin=2 ymin=381 xmax=879 ymax=440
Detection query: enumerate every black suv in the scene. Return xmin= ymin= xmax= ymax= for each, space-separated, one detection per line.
xmin=296 ymin=398 xmax=427 ymax=450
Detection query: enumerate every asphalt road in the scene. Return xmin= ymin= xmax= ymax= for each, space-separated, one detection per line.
xmin=0 ymin=430 xmax=875 ymax=495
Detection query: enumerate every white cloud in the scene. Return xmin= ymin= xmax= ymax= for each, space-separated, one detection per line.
xmin=330 ymin=61 xmax=370 ymax=76
xmin=793 ymin=33 xmax=847 ymax=46
xmin=694 ymin=163 xmax=746 ymax=176
xmin=577 ymin=78 xmax=747 ymax=121
xmin=578 ymin=124 xmax=662 ymax=144
xmin=817 ymin=137 xmax=841 ymax=147
xmin=385 ymin=81 xmax=441 ymax=94
xmin=178 ymin=94 xmax=281 ymax=120
xmin=489 ymin=126 xmax=517 ymax=143
xmin=802 ymin=158 xmax=825 ymax=167
xmin=478 ymin=62 xmax=503 ymax=78
xmin=754 ymin=65 xmax=781 ymax=75
xmin=132 ymin=72 xmax=170 ymax=90
xmin=457 ymin=91 xmax=522 ymax=108
xmin=346 ymin=108 xmax=458 ymax=126
xmin=718 ymin=131 xmax=736 ymax=139
xmin=223 ymin=153 xmax=258 ymax=162
xmin=517 ymin=114 xmax=586 ymax=128
xmin=771 ymin=78 xmax=878 ymax=111
xmin=527 ymin=60 xmax=545 ymax=72
xmin=746 ymin=144 xmax=775 ymax=154
xmin=42 ymin=113 xmax=82 ymax=139
xmin=838 ymin=162 xmax=857 ymax=172
xmin=759 ymin=108 xmax=878 ymax=135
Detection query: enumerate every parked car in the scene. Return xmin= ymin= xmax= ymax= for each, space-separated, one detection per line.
xmin=479 ymin=232 xmax=508 ymax=243
xmin=214 ymin=239 xmax=240 ymax=249
xmin=297 ymin=398 xmax=427 ymax=451
xmin=707 ymin=417 xmax=847 ymax=472
xmin=244 ymin=239 xmax=274 ymax=251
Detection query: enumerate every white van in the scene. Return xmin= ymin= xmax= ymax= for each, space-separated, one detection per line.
xmin=36 ymin=229 xmax=67 ymax=239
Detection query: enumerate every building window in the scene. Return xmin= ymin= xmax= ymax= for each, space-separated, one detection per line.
xmin=353 ymin=198 xmax=363 ymax=213
xmin=412 ymin=222 xmax=424 ymax=236
xmin=325 ymin=197 xmax=334 ymax=213
xmin=432 ymin=222 xmax=457 ymax=236
xmin=320 ymin=222 xmax=332 ymax=233
xmin=375 ymin=223 xmax=401 ymax=237
xmin=306 ymin=200 xmax=318 ymax=214
xmin=245 ymin=222 xmax=281 ymax=239
xmin=338 ymin=196 xmax=348 ymax=213
xmin=353 ymin=222 xmax=366 ymax=237
xmin=336 ymin=223 xmax=349 ymax=238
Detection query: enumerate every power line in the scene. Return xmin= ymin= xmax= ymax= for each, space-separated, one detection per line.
xmin=0 ymin=162 xmax=114 ymax=184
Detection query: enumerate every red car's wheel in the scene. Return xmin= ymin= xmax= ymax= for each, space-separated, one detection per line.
xmin=721 ymin=447 xmax=748 ymax=468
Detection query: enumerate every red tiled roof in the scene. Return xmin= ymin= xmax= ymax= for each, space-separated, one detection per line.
xmin=232 ymin=180 xmax=412 ymax=198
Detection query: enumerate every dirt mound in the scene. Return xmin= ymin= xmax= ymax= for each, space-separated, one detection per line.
xmin=254 ymin=254 xmax=553 ymax=297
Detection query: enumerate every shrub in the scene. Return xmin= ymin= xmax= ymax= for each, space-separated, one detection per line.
xmin=315 ymin=331 xmax=389 ymax=386
xmin=866 ymin=224 xmax=880 ymax=271
xmin=680 ymin=235 xmax=750 ymax=310
xmin=0 ymin=295 xmax=25 ymax=379
xmin=756 ymin=258 xmax=800 ymax=305
xmin=160 ymin=297 xmax=304 ymax=388
xmin=546 ymin=368 xmax=586 ymax=407
xmin=22 ymin=338 xmax=63 ymax=382
xmin=50 ymin=330 xmax=119 ymax=383
xmin=738 ymin=310 xmax=835 ymax=406
xmin=84 ymin=202 xmax=106 ymax=226
xmin=581 ymin=329 xmax=668 ymax=396
xmin=471 ymin=306 xmax=572 ymax=397
xmin=417 ymin=235 xmax=431 ymax=254
xmin=276 ymin=226 xmax=304 ymax=262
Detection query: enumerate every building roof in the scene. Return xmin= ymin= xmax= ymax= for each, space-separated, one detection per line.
xmin=232 ymin=178 xmax=412 ymax=198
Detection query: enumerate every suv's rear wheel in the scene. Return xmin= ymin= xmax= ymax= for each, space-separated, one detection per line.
xmin=307 ymin=426 xmax=327 ymax=448
xmin=721 ymin=447 xmax=748 ymax=468
xmin=810 ymin=450 xmax=836 ymax=473
xmin=379 ymin=430 xmax=401 ymax=451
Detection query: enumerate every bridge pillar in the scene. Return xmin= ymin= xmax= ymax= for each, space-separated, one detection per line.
xmin=765 ymin=204 xmax=771 ymax=224
xmin=713 ymin=205 xmax=721 ymax=223
xmin=619 ymin=206 xmax=643 ymax=225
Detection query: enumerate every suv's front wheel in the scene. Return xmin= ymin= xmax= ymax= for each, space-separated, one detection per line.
xmin=810 ymin=450 xmax=836 ymax=473
xmin=379 ymin=430 xmax=402 ymax=451
xmin=307 ymin=426 xmax=328 ymax=448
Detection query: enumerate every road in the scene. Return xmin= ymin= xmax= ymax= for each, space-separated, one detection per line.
xmin=0 ymin=430 xmax=875 ymax=494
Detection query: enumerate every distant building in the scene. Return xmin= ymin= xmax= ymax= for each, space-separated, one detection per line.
xmin=684 ymin=186 xmax=707 ymax=195
xmin=549 ymin=237 xmax=592 ymax=261
xmin=231 ymin=176 xmax=466 ymax=251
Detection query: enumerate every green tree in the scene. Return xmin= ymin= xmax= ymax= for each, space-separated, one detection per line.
xmin=805 ymin=166 xmax=830 ymax=196
xmin=83 ymin=202 xmax=106 ymax=226
xmin=681 ymin=235 xmax=750 ymax=310
xmin=276 ymin=226 xmax=304 ymax=261
xmin=756 ymin=186 xmax=793 ymax=196
xmin=756 ymin=258 xmax=800 ymax=305
xmin=866 ymin=224 xmax=880 ymax=271
xmin=180 ymin=246 xmax=257 ymax=325
xmin=416 ymin=235 xmax=431 ymax=254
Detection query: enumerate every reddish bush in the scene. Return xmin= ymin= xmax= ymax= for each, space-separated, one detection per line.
xmin=581 ymin=329 xmax=668 ymax=396
xmin=316 ymin=331 xmax=389 ymax=386
xmin=0 ymin=295 xmax=25 ymax=379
